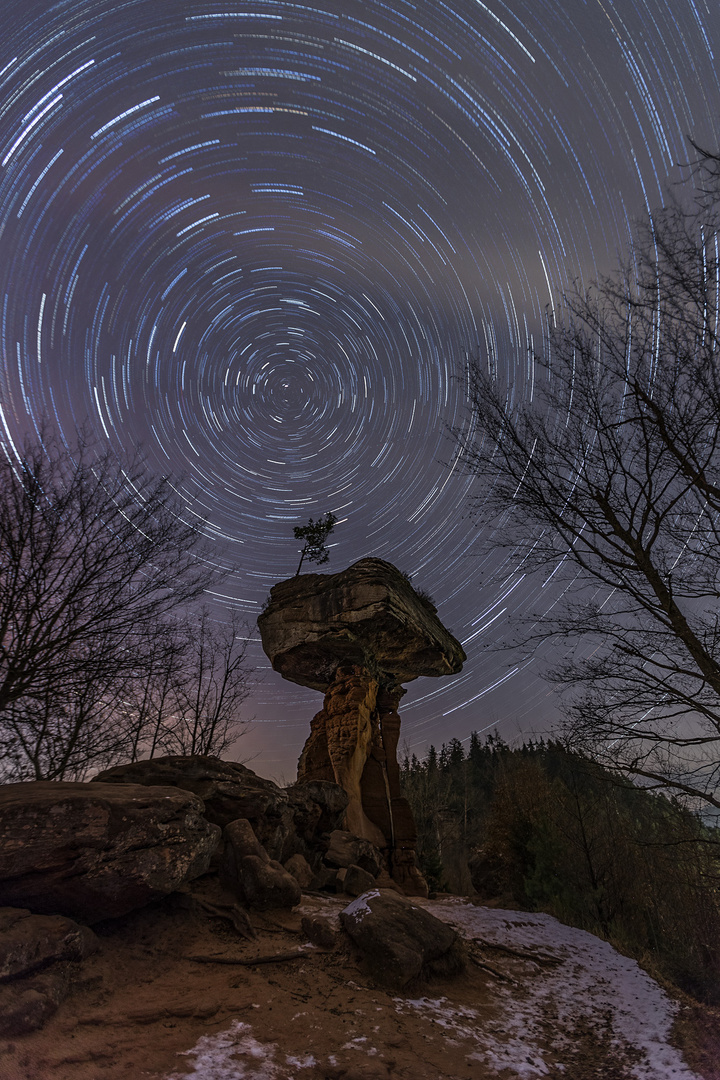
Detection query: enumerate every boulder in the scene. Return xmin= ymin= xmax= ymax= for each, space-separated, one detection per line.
xmin=0 ymin=781 xmax=220 ymax=923
xmin=223 ymin=817 xmax=267 ymax=861
xmin=285 ymin=780 xmax=349 ymax=845
xmin=0 ymin=907 xmax=98 ymax=1035
xmin=340 ymin=889 xmax=466 ymax=989
xmin=284 ymin=853 xmax=314 ymax=889
xmin=221 ymin=818 xmax=301 ymax=910
xmin=301 ymin=915 xmax=337 ymax=950
xmin=0 ymin=907 xmax=97 ymax=981
xmin=324 ymin=831 xmax=382 ymax=877
xmin=257 ymin=559 xmax=464 ymax=891
xmin=342 ymin=864 xmax=377 ymax=897
xmin=0 ymin=967 xmax=72 ymax=1036
xmin=310 ymin=866 xmax=340 ymax=892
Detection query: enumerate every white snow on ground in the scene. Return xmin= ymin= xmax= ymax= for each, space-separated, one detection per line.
xmin=164 ymin=1020 xmax=316 ymax=1079
xmin=164 ymin=897 xmax=703 ymax=1079
xmin=418 ymin=897 xmax=701 ymax=1079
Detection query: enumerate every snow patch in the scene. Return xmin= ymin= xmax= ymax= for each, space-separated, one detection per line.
xmin=340 ymin=888 xmax=380 ymax=921
xmin=164 ymin=1020 xmax=283 ymax=1079
xmin=407 ymin=899 xmax=702 ymax=1079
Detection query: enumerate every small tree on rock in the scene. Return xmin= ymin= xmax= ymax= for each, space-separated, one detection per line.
xmin=294 ymin=512 xmax=338 ymax=575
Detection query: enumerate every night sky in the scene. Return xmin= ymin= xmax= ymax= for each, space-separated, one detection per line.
xmin=1 ymin=0 xmax=719 ymax=780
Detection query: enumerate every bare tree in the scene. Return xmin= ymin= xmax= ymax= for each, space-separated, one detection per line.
xmin=0 ymin=430 xmax=213 ymax=780
xmin=159 ymin=609 xmax=252 ymax=756
xmin=118 ymin=623 xmax=189 ymax=764
xmin=454 ymin=157 xmax=720 ymax=809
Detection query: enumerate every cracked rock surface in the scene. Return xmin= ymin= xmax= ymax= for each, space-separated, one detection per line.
xmin=0 ymin=781 xmax=220 ymax=922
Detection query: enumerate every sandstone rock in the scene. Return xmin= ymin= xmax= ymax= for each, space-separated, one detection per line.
xmin=229 ymin=855 xmax=301 ymax=910
xmin=301 ymin=915 xmax=337 ymax=950
xmin=223 ymin=817 xmax=267 ymax=860
xmin=93 ymin=756 xmax=349 ymax=868
xmin=285 ymin=780 xmax=348 ymax=844
xmin=257 ymin=559 xmax=464 ymax=892
xmin=0 ymin=781 xmax=220 ymax=922
xmin=94 ymin=755 xmax=287 ymax=830
xmin=0 ymin=908 xmax=99 ymax=1036
xmin=0 ymin=908 xmax=97 ymax=981
xmin=310 ymin=866 xmax=340 ymax=892
xmin=0 ymin=967 xmax=71 ymax=1036
xmin=257 ymin=558 xmax=465 ymax=692
xmin=342 ymin=864 xmax=377 ymax=897
xmin=324 ymin=831 xmax=382 ymax=877
xmin=340 ymin=889 xmax=466 ymax=989
xmin=298 ymin=667 xmax=385 ymax=844
xmin=284 ymin=853 xmax=314 ymax=889
xmin=221 ymin=818 xmax=301 ymax=910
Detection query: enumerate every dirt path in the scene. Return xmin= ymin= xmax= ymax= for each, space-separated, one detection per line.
xmin=0 ymin=885 xmax=712 ymax=1080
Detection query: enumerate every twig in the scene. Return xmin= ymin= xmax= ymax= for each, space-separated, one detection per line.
xmin=192 ymin=897 xmax=257 ymax=941
xmin=468 ymin=955 xmax=514 ymax=981
xmin=470 ymin=938 xmax=560 ymax=967
xmin=188 ymin=950 xmax=307 ymax=966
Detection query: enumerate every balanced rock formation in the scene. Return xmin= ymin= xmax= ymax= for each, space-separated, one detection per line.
xmin=0 ymin=781 xmax=220 ymax=922
xmin=258 ymin=558 xmax=465 ymax=894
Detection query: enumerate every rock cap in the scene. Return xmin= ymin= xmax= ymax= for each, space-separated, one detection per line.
xmin=258 ymin=557 xmax=465 ymax=691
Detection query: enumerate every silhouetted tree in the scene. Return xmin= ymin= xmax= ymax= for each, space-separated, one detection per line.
xmin=454 ymin=149 xmax=720 ymax=810
xmin=159 ymin=609 xmax=252 ymax=757
xmin=0 ymin=430 xmax=252 ymax=780
xmin=294 ymin=511 xmax=338 ymax=575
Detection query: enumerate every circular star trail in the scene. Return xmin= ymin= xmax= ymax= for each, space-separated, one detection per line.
xmin=0 ymin=0 xmax=718 ymax=775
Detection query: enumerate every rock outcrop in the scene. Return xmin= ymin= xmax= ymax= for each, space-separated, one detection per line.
xmin=94 ymin=756 xmax=348 ymax=868
xmin=0 ymin=781 xmax=220 ymax=922
xmin=258 ymin=558 xmax=465 ymax=894
xmin=94 ymin=756 xmax=285 ymax=830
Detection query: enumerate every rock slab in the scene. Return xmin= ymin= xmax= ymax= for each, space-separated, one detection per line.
xmin=0 ymin=781 xmax=220 ymax=922
xmin=340 ymin=889 xmax=465 ymax=989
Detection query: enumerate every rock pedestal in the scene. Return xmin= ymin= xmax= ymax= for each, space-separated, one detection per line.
xmin=258 ymin=558 xmax=465 ymax=895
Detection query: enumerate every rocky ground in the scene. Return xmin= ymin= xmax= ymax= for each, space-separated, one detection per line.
xmin=2 ymin=878 xmax=716 ymax=1080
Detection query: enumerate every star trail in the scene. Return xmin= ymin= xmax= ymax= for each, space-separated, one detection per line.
xmin=0 ymin=0 xmax=718 ymax=777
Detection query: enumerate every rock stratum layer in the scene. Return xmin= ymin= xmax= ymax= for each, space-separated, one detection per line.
xmin=258 ymin=558 xmax=465 ymax=894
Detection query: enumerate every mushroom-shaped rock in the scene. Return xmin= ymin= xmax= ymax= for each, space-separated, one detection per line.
xmin=258 ymin=559 xmax=465 ymax=894
xmin=258 ymin=557 xmax=465 ymax=691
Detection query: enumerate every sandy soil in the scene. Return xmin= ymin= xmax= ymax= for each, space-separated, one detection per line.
xmin=0 ymin=879 xmax=714 ymax=1080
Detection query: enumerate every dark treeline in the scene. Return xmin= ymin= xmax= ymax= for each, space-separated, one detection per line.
xmin=401 ymin=734 xmax=720 ymax=1002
